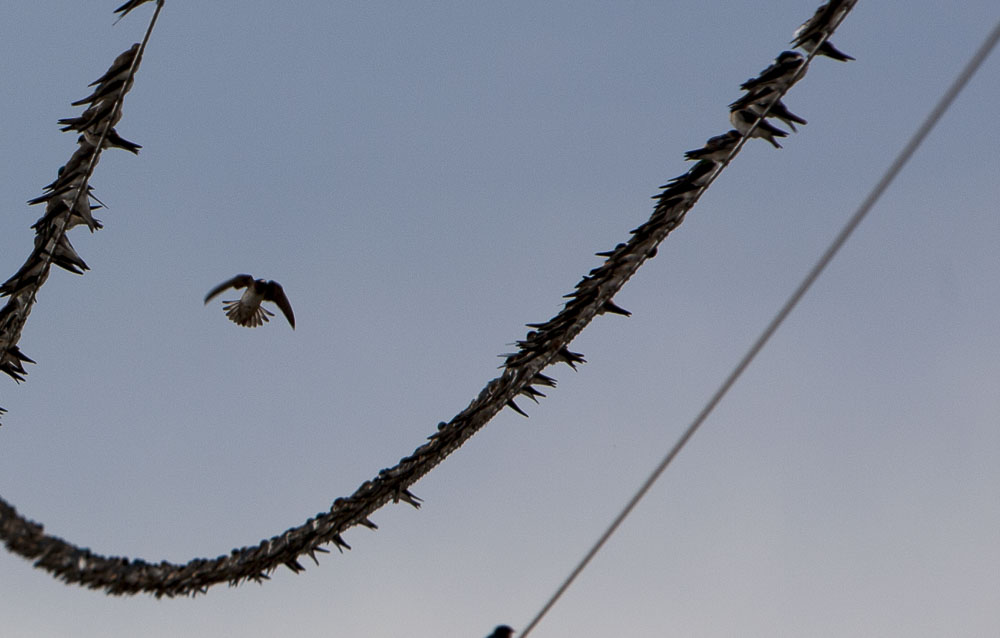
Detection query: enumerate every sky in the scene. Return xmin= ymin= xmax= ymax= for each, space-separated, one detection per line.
xmin=1 ymin=2 xmax=999 ymax=636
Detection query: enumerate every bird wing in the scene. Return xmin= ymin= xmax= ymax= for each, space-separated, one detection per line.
xmin=114 ymin=0 xmax=152 ymax=16
xmin=204 ymin=274 xmax=254 ymax=304
xmin=89 ymin=44 xmax=140 ymax=87
xmin=264 ymin=281 xmax=295 ymax=329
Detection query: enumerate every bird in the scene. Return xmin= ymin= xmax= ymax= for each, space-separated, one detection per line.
xmin=81 ymin=128 xmax=142 ymax=154
xmin=31 ymin=198 xmax=103 ymax=233
xmin=795 ymin=33 xmax=855 ymax=61
xmin=71 ymin=76 xmax=134 ymax=107
xmin=486 ymin=626 xmax=515 ymax=638
xmin=204 ymin=275 xmax=295 ymax=329
xmin=90 ymin=43 xmax=140 ymax=87
xmin=685 ymin=130 xmax=742 ymax=161
xmin=729 ymin=108 xmax=788 ymax=148
xmin=792 ymin=1 xmax=851 ymax=49
xmin=0 ymin=255 xmax=47 ymax=299
xmin=28 ymin=190 xmax=104 ymax=233
xmin=58 ymin=99 xmax=122 ymax=133
xmin=1 ymin=345 xmax=35 ymax=383
xmin=740 ymin=51 xmax=806 ymax=91
xmin=113 ymin=0 xmax=159 ymax=24
xmin=730 ymin=87 xmax=807 ymax=131
xmin=35 ymin=232 xmax=89 ymax=274
xmin=791 ymin=0 xmax=854 ymax=60
xmin=663 ymin=159 xmax=717 ymax=189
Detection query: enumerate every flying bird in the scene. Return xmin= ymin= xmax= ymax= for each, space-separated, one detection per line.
xmin=204 ymin=275 xmax=295 ymax=329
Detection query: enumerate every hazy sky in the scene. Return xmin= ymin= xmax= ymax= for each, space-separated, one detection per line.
xmin=2 ymin=2 xmax=998 ymax=637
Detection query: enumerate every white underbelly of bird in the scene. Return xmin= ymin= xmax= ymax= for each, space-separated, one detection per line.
xmin=204 ymin=274 xmax=295 ymax=329
xmin=223 ymin=289 xmax=275 ymax=327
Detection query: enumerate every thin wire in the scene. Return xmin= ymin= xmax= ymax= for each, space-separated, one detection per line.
xmin=7 ymin=0 xmax=164 ymax=347
xmin=518 ymin=16 xmax=1000 ymax=638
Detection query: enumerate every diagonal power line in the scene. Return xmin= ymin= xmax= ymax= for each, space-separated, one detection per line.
xmin=517 ymin=14 xmax=1000 ymax=638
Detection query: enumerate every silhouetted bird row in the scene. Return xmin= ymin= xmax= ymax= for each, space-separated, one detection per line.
xmin=681 ymin=0 xmax=854 ymax=163
xmin=2 ymin=1 xmax=855 ymax=429
xmin=494 ymin=2 xmax=854 ymax=422
xmin=1 ymin=11 xmax=294 ymax=419
xmin=0 ymin=39 xmax=147 ymax=412
xmin=656 ymin=2 xmax=855 ymax=256
xmin=724 ymin=0 xmax=853 ymax=152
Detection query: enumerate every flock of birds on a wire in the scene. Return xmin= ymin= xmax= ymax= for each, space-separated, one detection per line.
xmin=0 ymin=1 xmax=854 ymax=617
xmin=0 ymin=0 xmax=296 ymax=420
xmin=494 ymin=2 xmax=854 ymax=425
xmin=0 ymin=0 xmax=854 ymax=421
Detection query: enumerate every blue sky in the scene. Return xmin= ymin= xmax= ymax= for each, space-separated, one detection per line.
xmin=1 ymin=2 xmax=998 ymax=636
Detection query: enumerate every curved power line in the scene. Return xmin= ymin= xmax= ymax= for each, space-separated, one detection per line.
xmin=3 ymin=1 xmax=863 ymax=597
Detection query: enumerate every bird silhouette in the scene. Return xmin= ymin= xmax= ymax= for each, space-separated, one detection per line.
xmin=204 ymin=275 xmax=295 ymax=329
xmin=113 ymin=0 xmax=159 ymax=24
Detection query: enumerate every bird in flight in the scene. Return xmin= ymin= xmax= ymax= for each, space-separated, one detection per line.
xmin=204 ymin=275 xmax=295 ymax=329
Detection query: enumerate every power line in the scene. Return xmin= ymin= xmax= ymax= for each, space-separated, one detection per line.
xmin=518 ymin=15 xmax=1000 ymax=638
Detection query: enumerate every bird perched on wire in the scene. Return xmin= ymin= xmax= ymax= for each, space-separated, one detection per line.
xmin=740 ymin=51 xmax=806 ymax=92
xmin=792 ymin=0 xmax=855 ymax=61
xmin=730 ymin=87 xmax=807 ymax=132
xmin=486 ymin=626 xmax=514 ymax=638
xmin=90 ymin=43 xmax=140 ymax=87
xmin=729 ymin=108 xmax=788 ymax=148
xmin=685 ymin=130 xmax=742 ymax=162
xmin=795 ymin=33 xmax=855 ymax=61
xmin=792 ymin=0 xmax=850 ymax=44
xmin=113 ymin=0 xmax=160 ymax=24
xmin=204 ymin=275 xmax=295 ymax=329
